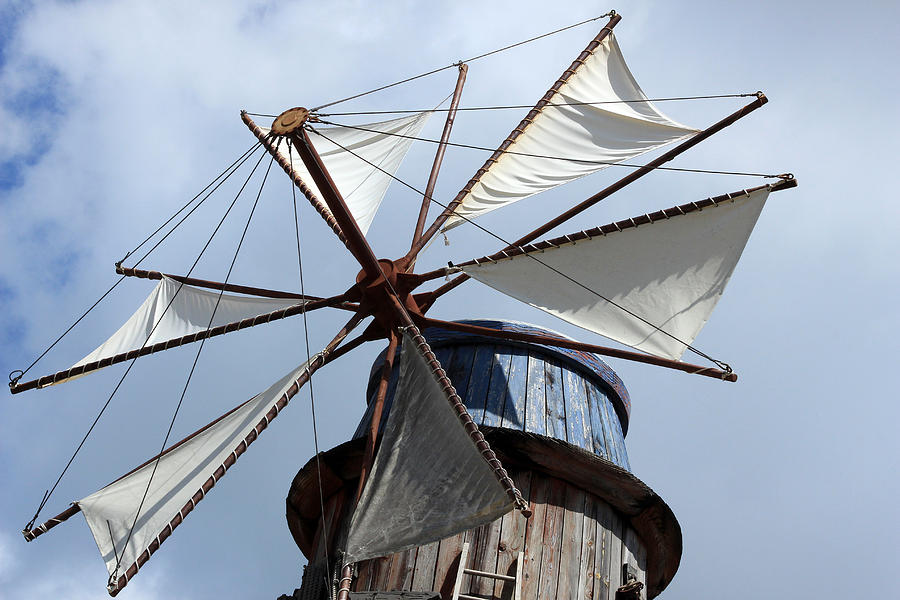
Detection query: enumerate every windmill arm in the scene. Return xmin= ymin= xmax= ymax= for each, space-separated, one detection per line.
xmin=242 ymin=111 xmax=351 ymax=249
xmin=507 ymin=93 xmax=770 ymax=248
xmin=116 ymin=266 xmax=358 ymax=306
xmin=9 ymin=292 xmax=356 ymax=394
xmin=418 ymin=317 xmax=738 ymax=382
xmin=407 ymin=12 xmax=623 ymax=258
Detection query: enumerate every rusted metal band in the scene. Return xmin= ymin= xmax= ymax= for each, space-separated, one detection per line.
xmin=241 ymin=111 xmax=349 ymax=248
xmin=402 ymin=324 xmax=531 ymax=516
xmin=108 ymin=313 xmax=364 ymax=596
xmin=10 ymin=293 xmax=354 ymax=394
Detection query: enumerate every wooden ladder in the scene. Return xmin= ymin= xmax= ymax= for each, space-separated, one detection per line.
xmin=451 ymin=541 xmax=523 ymax=600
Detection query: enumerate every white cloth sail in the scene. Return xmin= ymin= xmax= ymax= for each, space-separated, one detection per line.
xmin=443 ymin=33 xmax=698 ymax=230
xmin=61 ymin=277 xmax=301 ymax=383
xmin=263 ymin=112 xmax=431 ymax=234
xmin=462 ymin=188 xmax=770 ymax=360
xmin=77 ymin=359 xmax=313 ymax=580
xmin=343 ymin=333 xmax=514 ymax=564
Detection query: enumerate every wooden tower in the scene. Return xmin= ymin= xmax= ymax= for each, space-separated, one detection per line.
xmin=286 ymin=320 xmax=681 ymax=599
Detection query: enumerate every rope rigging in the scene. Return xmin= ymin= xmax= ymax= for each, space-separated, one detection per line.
xmin=287 ymin=139 xmax=332 ymax=577
xmin=9 ymin=141 xmax=263 ymax=389
xmin=24 ymin=145 xmax=272 ymax=533
xmin=245 ymin=92 xmax=761 ymax=120
xmin=307 ymin=125 xmax=734 ymax=373
xmin=312 ymin=117 xmax=788 ymax=180
xmin=111 ymin=151 xmax=277 ymax=585
xmin=311 ymin=11 xmax=617 ymax=111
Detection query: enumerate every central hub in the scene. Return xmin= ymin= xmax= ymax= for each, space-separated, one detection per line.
xmin=271 ymin=107 xmax=310 ymax=136
xmin=354 ymin=258 xmax=421 ymax=331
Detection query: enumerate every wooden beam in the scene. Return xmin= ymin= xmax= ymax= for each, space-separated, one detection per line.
xmin=408 ymin=13 xmax=622 ymax=258
xmin=407 ymin=63 xmax=468 ymax=260
xmin=418 ymin=317 xmax=738 ymax=382
xmin=9 ymin=293 xmax=356 ymax=394
xmin=241 ymin=111 xmax=350 ymax=248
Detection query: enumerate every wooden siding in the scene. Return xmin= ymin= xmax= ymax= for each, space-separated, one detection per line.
xmin=357 ymin=342 xmax=630 ymax=470
xmin=351 ymin=468 xmax=647 ymax=599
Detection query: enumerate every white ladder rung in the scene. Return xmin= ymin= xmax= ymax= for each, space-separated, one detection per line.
xmin=451 ymin=542 xmax=523 ymax=600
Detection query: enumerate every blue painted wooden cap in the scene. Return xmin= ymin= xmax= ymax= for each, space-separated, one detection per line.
xmin=357 ymin=320 xmax=633 ymax=471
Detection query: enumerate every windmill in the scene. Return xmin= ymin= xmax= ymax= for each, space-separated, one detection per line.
xmin=8 ymin=11 xmax=796 ymax=599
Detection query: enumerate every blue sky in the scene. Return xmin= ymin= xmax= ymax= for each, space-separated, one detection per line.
xmin=1 ymin=1 xmax=898 ymax=599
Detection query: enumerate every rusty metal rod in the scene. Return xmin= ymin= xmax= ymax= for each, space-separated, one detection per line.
xmin=10 ymin=292 xmax=355 ymax=394
xmin=241 ymin=111 xmax=350 ymax=248
xmin=407 ymin=63 xmax=468 ymax=260
xmin=107 ymin=312 xmax=365 ymax=596
xmin=419 ymin=317 xmax=738 ymax=382
xmin=409 ymin=13 xmax=622 ymax=258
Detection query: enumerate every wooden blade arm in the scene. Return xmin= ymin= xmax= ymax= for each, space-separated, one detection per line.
xmin=409 ymin=13 xmax=622 ymax=257
xmin=508 ymin=92 xmax=770 ymax=248
xmin=418 ymin=316 xmax=738 ymax=382
xmin=354 ymin=331 xmax=400 ymax=503
xmin=242 ymin=111 xmax=351 ymax=249
xmin=9 ymin=293 xmax=357 ymax=394
xmin=290 ymin=128 xmax=386 ymax=282
xmin=406 ymin=63 xmax=468 ymax=260
xmin=23 ymin=312 xmax=365 ymax=549
xmin=116 ymin=266 xmax=360 ymax=308
xmin=418 ymin=175 xmax=798 ymax=307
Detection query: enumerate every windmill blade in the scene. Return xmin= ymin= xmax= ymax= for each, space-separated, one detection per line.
xmin=11 ymin=279 xmax=353 ymax=393
xmin=343 ymin=330 xmax=524 ymax=564
xmin=440 ymin=29 xmax=698 ymax=232
xmin=23 ymin=313 xmax=364 ymax=596
xmin=459 ymin=186 xmax=773 ymax=361
xmin=249 ymin=111 xmax=431 ymax=237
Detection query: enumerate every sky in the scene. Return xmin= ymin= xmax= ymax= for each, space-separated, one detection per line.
xmin=1 ymin=1 xmax=898 ymax=599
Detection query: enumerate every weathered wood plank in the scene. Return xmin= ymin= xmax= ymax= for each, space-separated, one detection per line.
xmin=434 ymin=530 xmax=467 ymax=598
xmin=525 ymin=353 xmax=547 ymax=436
xmin=386 ymin=546 xmax=418 ymax=591
xmin=494 ymin=469 xmax=532 ymax=600
xmin=603 ymin=500 xmax=624 ymax=599
xmin=605 ymin=396 xmax=630 ymax=470
xmin=563 ymin=365 xmax=591 ymax=452
xmin=521 ymin=472 xmax=551 ymax=600
xmin=592 ymin=500 xmax=617 ymax=600
xmin=537 ymin=477 xmax=567 ymax=600
xmin=594 ymin=386 xmax=622 ymax=467
xmin=468 ymin=518 xmax=503 ymax=597
xmin=578 ymin=493 xmax=598 ymax=600
xmin=465 ymin=344 xmax=497 ymax=425
xmin=445 ymin=344 xmax=478 ymax=399
xmin=501 ymin=348 xmax=528 ymax=430
xmin=544 ymin=359 xmax=568 ymax=441
xmin=369 ymin=553 xmax=394 ymax=591
xmin=585 ymin=378 xmax=609 ymax=461
xmin=622 ymin=526 xmax=647 ymax=594
xmin=557 ymin=483 xmax=586 ymax=599
xmin=482 ymin=346 xmax=512 ymax=427
xmin=411 ymin=540 xmax=440 ymax=591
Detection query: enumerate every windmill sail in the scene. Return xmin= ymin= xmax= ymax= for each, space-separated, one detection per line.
xmin=74 ymin=357 xmax=316 ymax=591
xmin=52 ymin=276 xmax=302 ymax=386
xmin=443 ymin=33 xmax=698 ymax=231
xmin=343 ymin=332 xmax=514 ymax=564
xmin=262 ymin=112 xmax=431 ymax=234
xmin=461 ymin=187 xmax=770 ymax=360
